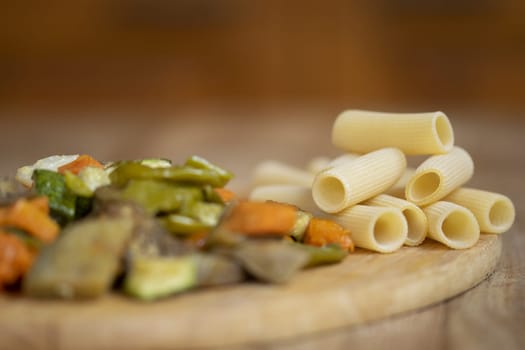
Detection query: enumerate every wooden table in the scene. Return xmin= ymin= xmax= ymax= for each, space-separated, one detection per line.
xmin=1 ymin=108 xmax=524 ymax=349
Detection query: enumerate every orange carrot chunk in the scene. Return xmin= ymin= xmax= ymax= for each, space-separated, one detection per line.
xmin=224 ymin=201 xmax=297 ymax=236
xmin=58 ymin=154 xmax=103 ymax=175
xmin=1 ymin=198 xmax=59 ymax=243
xmin=214 ymin=188 xmax=236 ymax=203
xmin=303 ymin=218 xmax=354 ymax=252
xmin=0 ymin=232 xmax=35 ymax=287
xmin=28 ymin=196 xmax=50 ymax=215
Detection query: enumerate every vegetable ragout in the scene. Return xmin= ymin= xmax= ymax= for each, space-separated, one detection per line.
xmin=0 ymin=154 xmax=353 ymax=300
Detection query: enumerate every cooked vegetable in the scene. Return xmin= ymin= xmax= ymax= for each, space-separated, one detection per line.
xmin=223 ymin=201 xmax=297 ymax=236
xmin=195 ymin=253 xmax=243 ymax=287
xmin=23 ymin=215 xmax=135 ymax=299
xmin=57 ymin=154 xmax=103 ymax=175
xmin=109 ymin=160 xmax=231 ymax=188
xmin=303 ymin=218 xmax=354 ymax=252
xmin=289 ymin=210 xmax=312 ymax=242
xmin=184 ymin=155 xmax=233 ymax=184
xmin=233 ymin=240 xmax=309 ymax=283
xmin=78 ymin=167 xmax=110 ymax=192
xmin=64 ymin=171 xmax=94 ymax=197
xmin=183 ymin=201 xmax=223 ymax=226
xmin=290 ymin=242 xmax=349 ymax=267
xmin=0 ymin=197 xmax=59 ymax=243
xmin=213 ymin=188 xmax=236 ymax=203
xmin=121 ymin=180 xmax=182 ymax=214
xmin=32 ymin=169 xmax=77 ymax=224
xmin=161 ymin=214 xmax=210 ymax=235
xmin=33 ymin=169 xmax=94 ymax=224
xmin=15 ymin=154 xmax=78 ymax=187
xmin=0 ymin=232 xmax=35 ymax=288
xmin=124 ymin=255 xmax=197 ymax=301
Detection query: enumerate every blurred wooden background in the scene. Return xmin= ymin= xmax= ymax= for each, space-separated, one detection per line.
xmin=1 ymin=0 xmax=525 ymax=115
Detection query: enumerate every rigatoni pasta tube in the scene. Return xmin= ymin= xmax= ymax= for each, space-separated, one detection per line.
xmin=251 ymin=160 xmax=314 ymax=187
xmin=332 ymin=110 xmax=454 ymax=155
xmin=444 ymin=188 xmax=515 ymax=234
xmin=423 ymin=201 xmax=480 ymax=249
xmin=384 ymin=167 xmax=415 ymax=198
xmin=307 ymin=157 xmax=332 ymax=174
xmin=249 ymin=184 xmax=323 ymax=217
xmin=331 ymin=205 xmax=407 ymax=253
xmin=312 ymin=148 xmax=406 ymax=213
xmin=405 ymin=147 xmax=474 ymax=206
xmin=307 ymin=153 xmax=361 ymax=174
xmin=365 ymin=194 xmax=427 ymax=246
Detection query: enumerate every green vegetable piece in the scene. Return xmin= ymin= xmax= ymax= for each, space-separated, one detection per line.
xmin=121 ymin=180 xmax=184 ymax=214
xmin=109 ymin=163 xmax=229 ymax=188
xmin=64 ymin=171 xmax=93 ymax=197
xmin=75 ymin=196 xmax=93 ymax=219
xmin=290 ymin=243 xmax=348 ymax=268
xmin=139 ymin=158 xmax=172 ymax=168
xmin=184 ymin=156 xmax=233 ymax=184
xmin=234 ymin=240 xmax=309 ymax=283
xmin=124 ymin=255 xmax=197 ymax=301
xmin=32 ymin=169 xmax=76 ymax=225
xmin=23 ymin=216 xmax=135 ymax=299
xmin=202 ymin=185 xmax=224 ymax=204
xmin=161 ymin=214 xmax=210 ymax=235
xmin=183 ymin=201 xmax=224 ymax=227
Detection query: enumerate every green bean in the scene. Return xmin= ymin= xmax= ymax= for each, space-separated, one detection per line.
xmin=161 ymin=214 xmax=210 ymax=235
xmin=121 ymin=180 xmax=188 ymax=214
xmin=184 ymin=156 xmax=233 ymax=183
xmin=289 ymin=242 xmax=348 ymax=267
xmin=110 ymin=163 xmax=228 ymax=188
xmin=182 ymin=201 xmax=224 ymax=226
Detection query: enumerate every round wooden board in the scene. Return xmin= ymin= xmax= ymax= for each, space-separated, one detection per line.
xmin=0 ymin=235 xmax=501 ymax=350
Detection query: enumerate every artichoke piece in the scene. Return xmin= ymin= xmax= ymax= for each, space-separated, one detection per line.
xmin=195 ymin=253 xmax=244 ymax=287
xmin=23 ymin=215 xmax=135 ymax=299
xmin=234 ymin=240 xmax=309 ymax=283
xmin=124 ymin=255 xmax=197 ymax=301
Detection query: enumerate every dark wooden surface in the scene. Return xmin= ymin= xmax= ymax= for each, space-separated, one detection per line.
xmin=1 ymin=109 xmax=524 ymax=349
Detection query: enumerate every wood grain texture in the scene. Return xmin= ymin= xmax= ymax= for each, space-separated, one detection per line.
xmin=0 ymin=235 xmax=501 ymax=350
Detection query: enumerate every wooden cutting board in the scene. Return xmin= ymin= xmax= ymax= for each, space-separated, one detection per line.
xmin=0 ymin=235 xmax=501 ymax=350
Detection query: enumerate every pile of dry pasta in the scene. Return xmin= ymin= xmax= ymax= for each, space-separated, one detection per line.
xmin=249 ymin=110 xmax=515 ymax=253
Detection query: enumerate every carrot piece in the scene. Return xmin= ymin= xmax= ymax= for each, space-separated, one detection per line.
xmin=303 ymin=218 xmax=354 ymax=252
xmin=224 ymin=201 xmax=297 ymax=236
xmin=58 ymin=154 xmax=103 ymax=175
xmin=27 ymin=196 xmax=50 ymax=215
xmin=1 ymin=198 xmax=59 ymax=243
xmin=214 ymin=188 xmax=236 ymax=203
xmin=0 ymin=232 xmax=35 ymax=287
